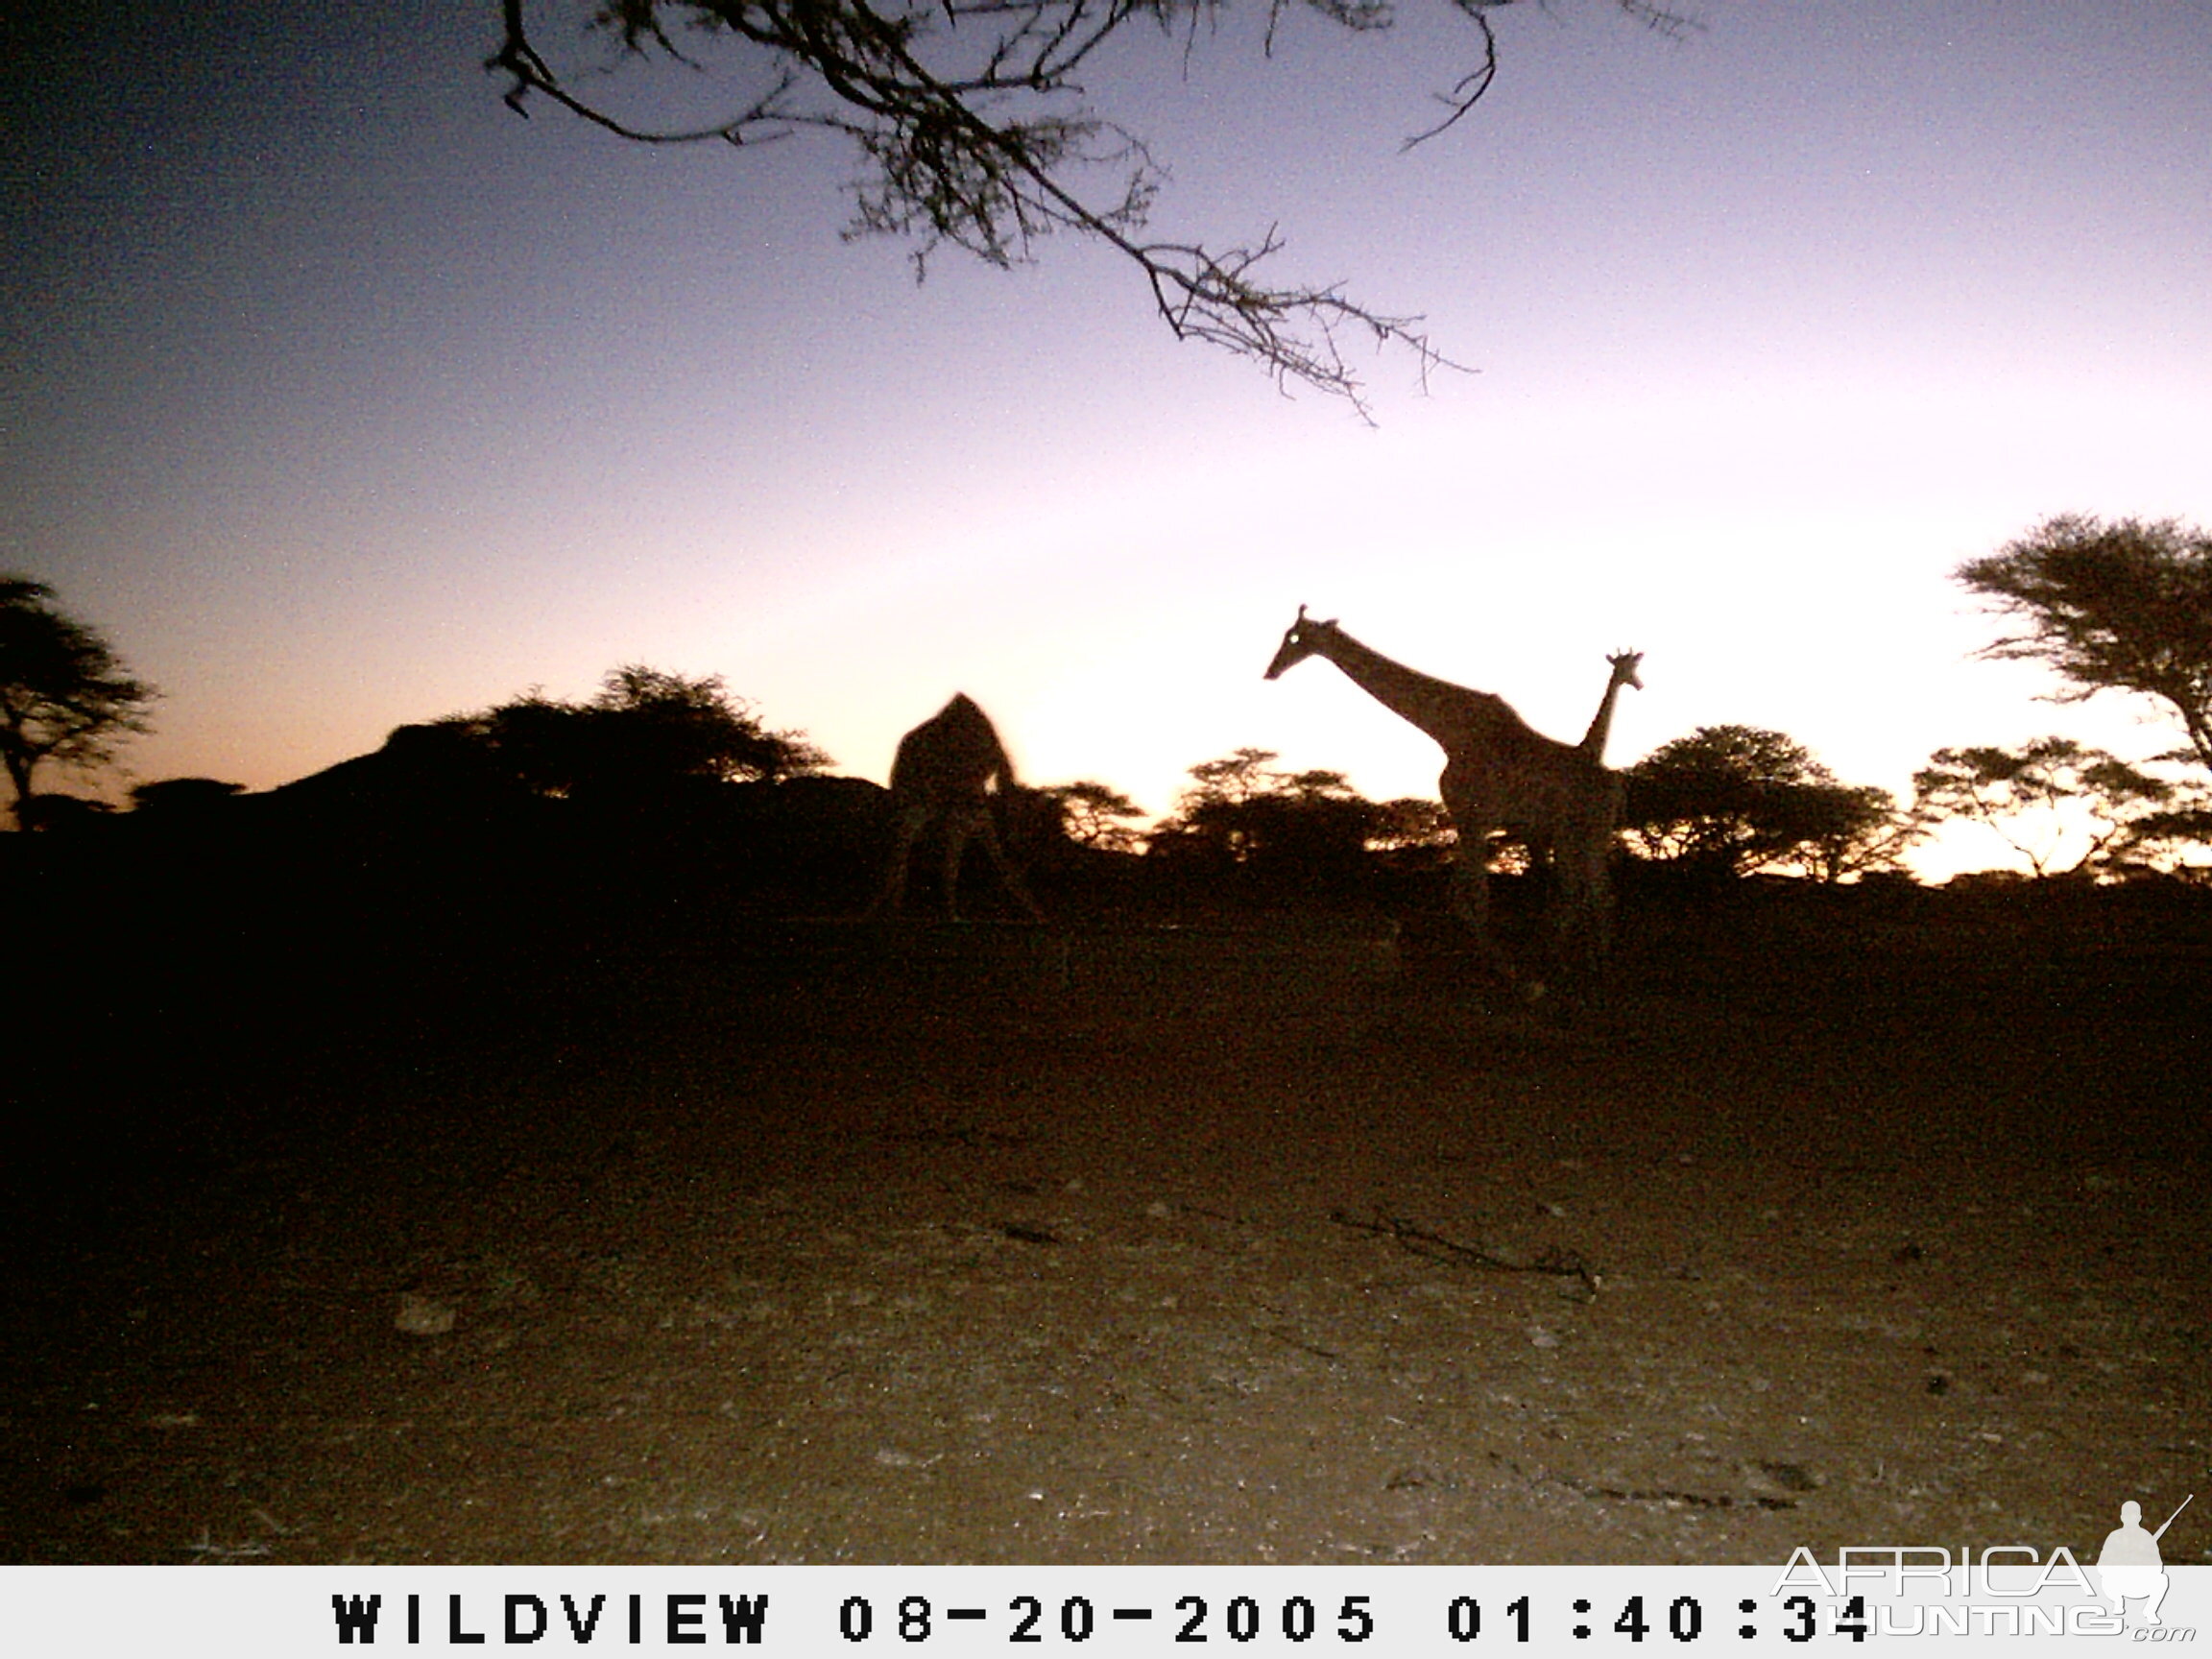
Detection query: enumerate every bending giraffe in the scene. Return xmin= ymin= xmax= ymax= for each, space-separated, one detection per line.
xmin=867 ymin=693 xmax=1046 ymax=923
xmin=1264 ymin=608 xmax=1629 ymax=977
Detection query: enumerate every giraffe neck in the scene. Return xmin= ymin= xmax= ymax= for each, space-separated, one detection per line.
xmin=1312 ymin=627 xmax=1517 ymax=756
xmin=1580 ymin=674 xmax=1630 ymax=760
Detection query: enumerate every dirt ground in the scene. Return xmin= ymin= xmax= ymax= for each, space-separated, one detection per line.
xmin=2 ymin=908 xmax=2206 ymax=1566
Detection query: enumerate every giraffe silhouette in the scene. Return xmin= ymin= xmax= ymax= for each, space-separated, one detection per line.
xmin=867 ymin=694 xmax=1045 ymax=923
xmin=1581 ymin=650 xmax=1645 ymax=761
xmin=1265 ymin=609 xmax=1631 ymax=978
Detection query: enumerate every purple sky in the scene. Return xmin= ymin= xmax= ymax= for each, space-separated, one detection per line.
xmin=7 ymin=1 xmax=2210 ymax=873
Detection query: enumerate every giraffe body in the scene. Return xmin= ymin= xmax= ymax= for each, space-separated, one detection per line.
xmin=868 ymin=693 xmax=1045 ymax=923
xmin=1265 ymin=610 xmax=1632 ymax=977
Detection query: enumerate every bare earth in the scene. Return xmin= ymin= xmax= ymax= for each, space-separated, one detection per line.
xmin=3 ymin=905 xmax=2206 ymax=1567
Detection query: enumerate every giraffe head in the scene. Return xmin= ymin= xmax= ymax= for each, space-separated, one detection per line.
xmin=1606 ymin=650 xmax=1645 ymax=691
xmin=1264 ymin=605 xmax=1338 ymax=680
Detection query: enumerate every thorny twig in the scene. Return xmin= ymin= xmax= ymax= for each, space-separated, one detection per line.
xmin=184 ymin=1529 xmax=273 ymax=1563
xmin=483 ymin=0 xmax=1696 ymax=416
xmin=1330 ymin=1208 xmax=1602 ymax=1301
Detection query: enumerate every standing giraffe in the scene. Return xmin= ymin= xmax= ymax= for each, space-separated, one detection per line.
xmin=1264 ymin=608 xmax=1626 ymax=976
xmin=867 ymin=693 xmax=1046 ymax=922
xmin=1571 ymin=648 xmax=1644 ymax=962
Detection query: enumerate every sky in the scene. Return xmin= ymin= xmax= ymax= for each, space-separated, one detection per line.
xmin=6 ymin=0 xmax=2210 ymax=877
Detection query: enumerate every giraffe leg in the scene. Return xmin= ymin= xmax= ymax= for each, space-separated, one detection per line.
xmin=971 ymin=813 xmax=1046 ymax=922
xmin=1445 ymin=832 xmax=1517 ymax=981
xmin=1550 ymin=865 xmax=1594 ymax=980
xmin=1549 ymin=813 xmax=1616 ymax=981
xmin=866 ymin=808 xmax=928 ymax=918
xmin=1440 ymin=784 xmax=1479 ymax=928
xmin=941 ymin=816 xmax=973 ymax=922
xmin=1447 ymin=848 xmax=1487 ymax=932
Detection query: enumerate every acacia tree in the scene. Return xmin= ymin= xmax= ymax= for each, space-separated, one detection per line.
xmin=1040 ymin=780 xmax=1147 ymax=852
xmin=1149 ymin=747 xmax=1379 ymax=878
xmin=1177 ymin=746 xmax=1282 ymax=809
xmin=487 ymin=0 xmax=1686 ymax=415
xmin=450 ymin=664 xmax=830 ymax=801
xmin=589 ymin=663 xmax=831 ymax=785
xmin=1623 ymin=724 xmax=1921 ymax=881
xmin=1366 ymin=795 xmax=1453 ymax=854
xmin=1912 ymin=737 xmax=2180 ymax=879
xmin=1956 ymin=516 xmax=2212 ymax=777
xmin=0 ymin=577 xmax=158 ymax=828
xmin=1753 ymin=781 xmax=1925 ymax=884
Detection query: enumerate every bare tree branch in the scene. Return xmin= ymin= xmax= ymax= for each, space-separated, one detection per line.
xmin=486 ymin=0 xmax=1678 ymax=414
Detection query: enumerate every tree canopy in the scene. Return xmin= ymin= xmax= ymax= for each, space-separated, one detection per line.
xmin=1148 ymin=746 xmax=1384 ymax=881
xmin=1912 ymin=737 xmax=2183 ymax=880
xmin=1956 ymin=515 xmax=2212 ymax=777
xmin=487 ymin=0 xmax=1686 ymax=414
xmin=1623 ymin=724 xmax=1919 ymax=881
xmin=446 ymin=664 xmax=830 ymax=802
xmin=1039 ymin=780 xmax=1148 ymax=853
xmin=0 ymin=576 xmax=158 ymax=828
xmin=1366 ymin=795 xmax=1455 ymax=856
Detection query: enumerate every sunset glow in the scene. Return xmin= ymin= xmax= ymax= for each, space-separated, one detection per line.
xmin=7 ymin=3 xmax=2208 ymax=878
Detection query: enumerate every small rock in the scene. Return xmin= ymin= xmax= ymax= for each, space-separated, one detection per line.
xmin=395 ymin=1293 xmax=457 ymax=1336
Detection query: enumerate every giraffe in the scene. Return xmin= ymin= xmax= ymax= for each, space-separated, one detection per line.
xmin=1567 ymin=647 xmax=1645 ymax=956
xmin=1580 ymin=650 xmax=1645 ymax=762
xmin=866 ymin=693 xmax=1046 ymax=923
xmin=1264 ymin=608 xmax=1627 ymax=977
